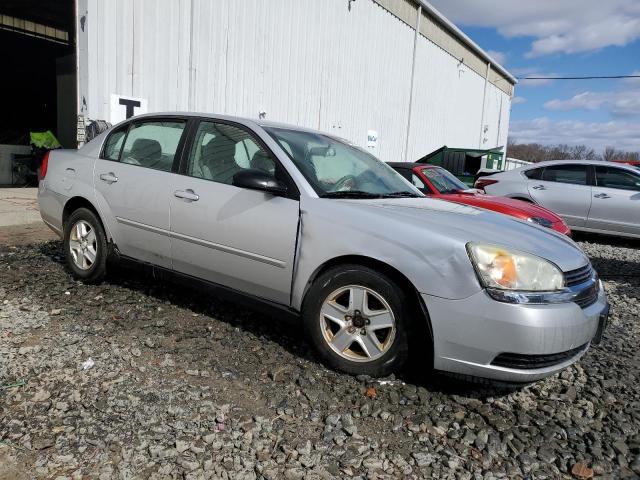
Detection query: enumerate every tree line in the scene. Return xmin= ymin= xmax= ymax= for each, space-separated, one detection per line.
xmin=507 ymin=139 xmax=640 ymax=163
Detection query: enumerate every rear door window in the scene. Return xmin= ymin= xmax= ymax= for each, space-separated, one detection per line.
xmin=541 ymin=164 xmax=588 ymax=185
xmin=120 ymin=121 xmax=186 ymax=172
xmin=595 ymin=166 xmax=640 ymax=191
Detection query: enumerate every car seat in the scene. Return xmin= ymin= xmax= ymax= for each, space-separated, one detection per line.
xmin=200 ymin=134 xmax=241 ymax=184
xmin=128 ymin=139 xmax=161 ymax=167
xmin=250 ymin=150 xmax=275 ymax=174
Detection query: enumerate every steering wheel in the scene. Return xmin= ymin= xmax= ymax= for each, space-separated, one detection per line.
xmin=333 ymin=174 xmax=357 ymax=191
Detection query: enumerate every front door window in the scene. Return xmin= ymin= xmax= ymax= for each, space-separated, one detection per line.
xmin=186 ymin=122 xmax=276 ymax=184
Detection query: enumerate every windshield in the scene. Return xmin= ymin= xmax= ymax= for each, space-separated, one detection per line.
xmin=263 ymin=127 xmax=421 ymax=198
xmin=421 ymin=167 xmax=468 ymax=193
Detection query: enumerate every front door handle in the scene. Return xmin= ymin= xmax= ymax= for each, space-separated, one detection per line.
xmin=99 ymin=172 xmax=118 ymax=183
xmin=594 ymin=193 xmax=610 ymax=199
xmin=532 ymin=184 xmax=546 ymax=190
xmin=174 ymin=189 xmax=199 ymax=202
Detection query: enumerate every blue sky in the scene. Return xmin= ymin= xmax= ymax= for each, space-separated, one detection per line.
xmin=429 ymin=0 xmax=640 ymax=153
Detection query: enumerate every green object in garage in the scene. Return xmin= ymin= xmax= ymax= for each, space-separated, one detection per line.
xmin=416 ymin=146 xmax=504 ymax=187
xmin=30 ymin=131 xmax=62 ymax=150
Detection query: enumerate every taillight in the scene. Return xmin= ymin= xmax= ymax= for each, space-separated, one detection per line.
xmin=474 ymin=178 xmax=498 ymax=191
xmin=39 ymin=151 xmax=50 ymax=180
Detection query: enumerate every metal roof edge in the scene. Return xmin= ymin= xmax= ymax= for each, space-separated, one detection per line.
xmin=417 ymin=0 xmax=518 ymax=85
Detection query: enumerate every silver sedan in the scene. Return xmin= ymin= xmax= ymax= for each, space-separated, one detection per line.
xmin=478 ymin=160 xmax=640 ymax=238
xmin=38 ymin=113 xmax=609 ymax=383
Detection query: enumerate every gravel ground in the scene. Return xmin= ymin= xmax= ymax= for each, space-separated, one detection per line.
xmin=1 ymin=236 xmax=639 ymax=479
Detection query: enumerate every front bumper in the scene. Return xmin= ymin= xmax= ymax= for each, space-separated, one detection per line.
xmin=423 ymin=282 xmax=608 ymax=382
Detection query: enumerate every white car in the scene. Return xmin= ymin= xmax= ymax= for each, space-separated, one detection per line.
xmin=476 ymin=160 xmax=640 ymax=238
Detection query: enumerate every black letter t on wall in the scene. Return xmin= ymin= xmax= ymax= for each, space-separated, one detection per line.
xmin=119 ymin=98 xmax=141 ymax=119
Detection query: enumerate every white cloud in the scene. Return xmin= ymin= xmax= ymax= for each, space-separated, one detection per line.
xmin=486 ymin=49 xmax=506 ymax=65
xmin=510 ymin=117 xmax=640 ymax=152
xmin=544 ymin=92 xmax=606 ymax=111
xmin=429 ymin=0 xmax=640 ymax=57
xmin=543 ymin=80 xmax=640 ymax=117
xmin=512 ymin=96 xmax=527 ymax=105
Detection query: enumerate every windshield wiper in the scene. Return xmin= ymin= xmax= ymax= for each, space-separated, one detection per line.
xmin=379 ymin=191 xmax=422 ymax=198
xmin=320 ymin=190 xmax=384 ymax=199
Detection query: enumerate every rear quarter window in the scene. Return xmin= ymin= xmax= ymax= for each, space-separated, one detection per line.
xmin=524 ymin=168 xmax=542 ymax=180
xmin=102 ymin=126 xmax=128 ymax=161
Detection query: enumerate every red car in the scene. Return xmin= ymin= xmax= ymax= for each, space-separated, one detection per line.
xmin=389 ymin=163 xmax=571 ymax=236
xmin=613 ymin=160 xmax=640 ymax=167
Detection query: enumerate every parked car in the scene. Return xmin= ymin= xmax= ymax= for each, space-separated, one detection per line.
xmin=613 ymin=160 xmax=640 ymax=167
xmin=38 ymin=113 xmax=609 ymax=383
xmin=476 ymin=160 xmax=640 ymax=239
xmin=389 ymin=163 xmax=571 ymax=236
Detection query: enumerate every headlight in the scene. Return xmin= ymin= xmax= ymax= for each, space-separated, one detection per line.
xmin=528 ymin=217 xmax=553 ymax=228
xmin=467 ymin=243 xmax=564 ymax=291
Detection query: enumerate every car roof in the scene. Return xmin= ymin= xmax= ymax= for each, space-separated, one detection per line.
xmin=120 ymin=111 xmax=334 ymax=136
xmin=524 ymin=159 xmax=639 ymax=169
xmin=387 ymin=162 xmax=438 ymax=169
xmin=498 ymin=159 xmax=640 ymax=177
xmin=387 ymin=162 xmax=418 ymax=168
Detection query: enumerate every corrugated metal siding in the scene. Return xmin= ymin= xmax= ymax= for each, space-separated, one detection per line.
xmin=420 ymin=14 xmax=513 ymax=97
xmin=482 ymin=83 xmax=511 ymax=150
xmin=407 ymin=34 xmax=486 ymax=160
xmin=80 ymin=0 xmax=511 ymax=162
xmin=371 ymin=0 xmax=514 ymax=96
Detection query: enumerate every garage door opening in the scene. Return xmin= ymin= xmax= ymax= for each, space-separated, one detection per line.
xmin=0 ymin=0 xmax=76 ymax=186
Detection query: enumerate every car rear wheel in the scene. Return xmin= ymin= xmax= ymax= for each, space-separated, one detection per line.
xmin=302 ymin=265 xmax=409 ymax=377
xmin=64 ymin=208 xmax=107 ymax=284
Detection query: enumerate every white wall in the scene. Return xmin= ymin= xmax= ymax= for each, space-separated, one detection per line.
xmin=79 ymin=0 xmax=512 ymax=162
xmin=483 ymin=82 xmax=511 ymax=151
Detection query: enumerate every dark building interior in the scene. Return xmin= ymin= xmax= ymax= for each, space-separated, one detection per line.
xmin=0 ymin=0 xmax=76 ymax=147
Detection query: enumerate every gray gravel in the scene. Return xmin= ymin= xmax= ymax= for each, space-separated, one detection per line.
xmin=1 ymin=236 xmax=639 ymax=479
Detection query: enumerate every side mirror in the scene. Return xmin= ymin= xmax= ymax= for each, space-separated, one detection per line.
xmin=232 ymin=169 xmax=287 ymax=195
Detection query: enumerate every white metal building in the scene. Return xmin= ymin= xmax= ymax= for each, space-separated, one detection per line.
xmin=3 ymin=0 xmax=515 ymax=164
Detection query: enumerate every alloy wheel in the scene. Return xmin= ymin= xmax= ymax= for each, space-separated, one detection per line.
xmin=319 ymin=285 xmax=396 ymax=362
xmin=68 ymin=220 xmax=98 ymax=270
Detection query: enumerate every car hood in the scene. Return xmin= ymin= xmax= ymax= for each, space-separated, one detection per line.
xmin=439 ymin=193 xmax=564 ymax=222
xmin=332 ymin=197 xmax=586 ymax=271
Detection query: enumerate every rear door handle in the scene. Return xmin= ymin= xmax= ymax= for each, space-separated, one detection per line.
xmin=99 ymin=172 xmax=118 ymax=183
xmin=532 ymin=184 xmax=546 ymax=190
xmin=174 ymin=189 xmax=199 ymax=202
xmin=594 ymin=193 xmax=610 ymax=199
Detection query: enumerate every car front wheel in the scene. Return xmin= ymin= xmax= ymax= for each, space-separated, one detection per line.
xmin=64 ymin=208 xmax=108 ymax=284
xmin=302 ymin=265 xmax=409 ymax=377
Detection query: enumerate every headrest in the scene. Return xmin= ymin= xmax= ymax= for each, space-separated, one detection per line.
xmin=250 ymin=150 xmax=273 ymax=172
xmin=130 ymin=138 xmax=161 ymax=162
xmin=202 ymin=134 xmax=236 ymax=165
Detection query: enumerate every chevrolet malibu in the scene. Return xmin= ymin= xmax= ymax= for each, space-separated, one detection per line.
xmin=38 ymin=113 xmax=609 ymax=383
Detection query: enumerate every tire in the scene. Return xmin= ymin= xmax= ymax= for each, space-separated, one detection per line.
xmin=302 ymin=264 xmax=410 ymax=377
xmin=63 ymin=207 xmax=108 ymax=284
